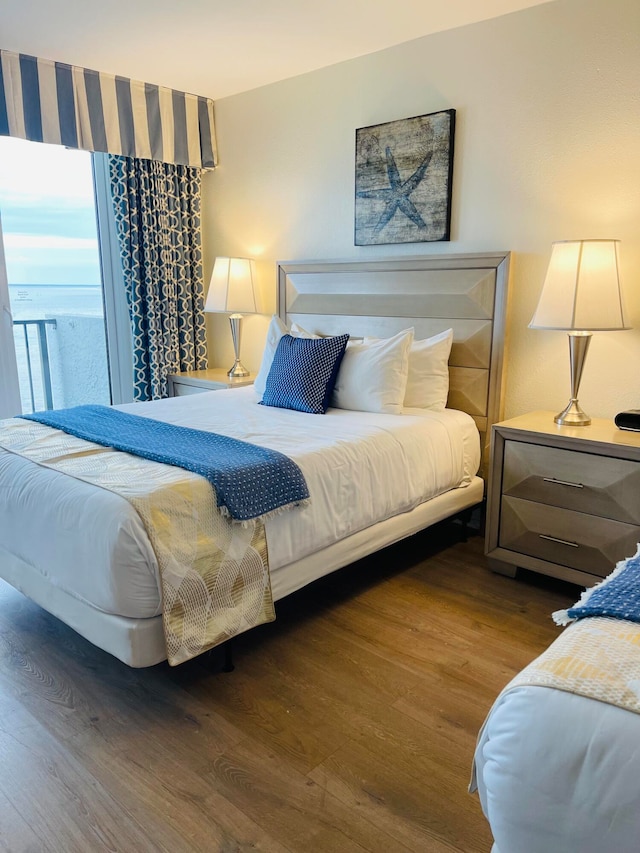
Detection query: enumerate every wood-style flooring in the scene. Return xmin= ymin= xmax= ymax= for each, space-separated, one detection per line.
xmin=0 ymin=522 xmax=579 ymax=853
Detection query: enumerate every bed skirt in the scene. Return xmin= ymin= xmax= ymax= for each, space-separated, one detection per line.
xmin=0 ymin=478 xmax=483 ymax=667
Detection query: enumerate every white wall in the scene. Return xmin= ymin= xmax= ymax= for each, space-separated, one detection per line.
xmin=204 ymin=0 xmax=640 ymax=420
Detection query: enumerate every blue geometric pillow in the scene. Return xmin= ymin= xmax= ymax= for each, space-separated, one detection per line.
xmin=260 ymin=333 xmax=349 ymax=415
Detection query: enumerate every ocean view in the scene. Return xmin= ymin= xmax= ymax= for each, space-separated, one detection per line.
xmin=10 ymin=284 xmax=110 ymax=412
xmin=9 ymin=283 xmax=104 ymax=320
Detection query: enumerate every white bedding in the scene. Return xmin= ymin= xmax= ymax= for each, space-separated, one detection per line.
xmin=0 ymin=387 xmax=479 ymax=620
xmin=474 ymin=685 xmax=640 ymax=853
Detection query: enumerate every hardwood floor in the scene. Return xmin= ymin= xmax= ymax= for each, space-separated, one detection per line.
xmin=0 ymin=522 xmax=579 ymax=852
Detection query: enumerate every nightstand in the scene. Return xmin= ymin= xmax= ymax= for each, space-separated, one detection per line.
xmin=168 ymin=368 xmax=254 ymax=397
xmin=485 ymin=411 xmax=640 ymax=586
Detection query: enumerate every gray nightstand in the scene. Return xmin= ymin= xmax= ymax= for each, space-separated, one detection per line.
xmin=168 ymin=368 xmax=254 ymax=397
xmin=485 ymin=411 xmax=640 ymax=586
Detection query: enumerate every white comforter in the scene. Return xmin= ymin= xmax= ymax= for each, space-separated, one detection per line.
xmin=475 ymin=685 xmax=640 ymax=853
xmin=0 ymin=387 xmax=479 ymax=619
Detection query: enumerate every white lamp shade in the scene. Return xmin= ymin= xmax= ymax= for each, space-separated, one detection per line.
xmin=529 ymin=239 xmax=629 ymax=331
xmin=205 ymin=257 xmax=258 ymax=315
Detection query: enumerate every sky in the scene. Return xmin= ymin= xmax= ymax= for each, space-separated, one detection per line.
xmin=0 ymin=136 xmax=101 ymax=286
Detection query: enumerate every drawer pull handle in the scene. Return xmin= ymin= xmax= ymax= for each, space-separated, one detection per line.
xmin=539 ymin=534 xmax=579 ymax=548
xmin=542 ymin=477 xmax=584 ymax=489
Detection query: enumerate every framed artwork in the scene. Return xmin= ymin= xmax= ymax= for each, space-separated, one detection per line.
xmin=354 ymin=108 xmax=455 ymax=246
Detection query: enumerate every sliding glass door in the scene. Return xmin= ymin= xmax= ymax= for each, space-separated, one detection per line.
xmin=0 ymin=137 xmax=132 ymax=414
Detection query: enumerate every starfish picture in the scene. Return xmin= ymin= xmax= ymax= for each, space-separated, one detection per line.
xmin=354 ymin=109 xmax=455 ymax=246
xmin=357 ymin=146 xmax=433 ymax=235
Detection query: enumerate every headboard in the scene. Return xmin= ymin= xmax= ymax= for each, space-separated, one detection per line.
xmin=277 ymin=253 xmax=510 ymax=479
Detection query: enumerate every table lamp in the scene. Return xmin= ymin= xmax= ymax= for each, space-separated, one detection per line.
xmin=529 ymin=239 xmax=629 ymax=426
xmin=205 ymin=257 xmax=258 ymax=378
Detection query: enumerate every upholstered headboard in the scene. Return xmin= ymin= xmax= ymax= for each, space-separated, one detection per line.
xmin=277 ymin=253 xmax=510 ymax=479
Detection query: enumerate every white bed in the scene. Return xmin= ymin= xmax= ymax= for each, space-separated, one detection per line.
xmin=0 ymin=254 xmax=510 ymax=666
xmin=473 ymin=554 xmax=640 ymax=853
xmin=474 ymin=680 xmax=640 ymax=853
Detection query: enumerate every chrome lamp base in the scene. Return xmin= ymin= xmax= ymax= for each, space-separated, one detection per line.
xmin=554 ymin=399 xmax=591 ymax=426
xmin=227 ymin=359 xmax=250 ymax=378
xmin=555 ymin=331 xmax=592 ymax=427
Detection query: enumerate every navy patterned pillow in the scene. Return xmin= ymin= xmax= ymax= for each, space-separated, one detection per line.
xmin=261 ymin=333 xmax=349 ymax=415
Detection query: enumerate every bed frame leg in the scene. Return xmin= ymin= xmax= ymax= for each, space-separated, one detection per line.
xmin=459 ymin=507 xmax=473 ymax=542
xmin=222 ymin=640 xmax=235 ymax=673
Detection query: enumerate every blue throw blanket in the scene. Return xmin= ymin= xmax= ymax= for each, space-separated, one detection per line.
xmin=553 ymin=549 xmax=640 ymax=626
xmin=22 ymin=405 xmax=309 ymax=522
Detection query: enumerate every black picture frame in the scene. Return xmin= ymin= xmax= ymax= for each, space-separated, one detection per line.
xmin=354 ymin=108 xmax=455 ymax=246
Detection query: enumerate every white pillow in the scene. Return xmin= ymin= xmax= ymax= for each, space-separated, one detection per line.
xmin=332 ymin=328 xmax=414 ymax=414
xmin=403 ymin=328 xmax=453 ymax=410
xmin=254 ymin=316 xmax=316 ymax=401
xmin=290 ymin=322 xmax=320 ymax=339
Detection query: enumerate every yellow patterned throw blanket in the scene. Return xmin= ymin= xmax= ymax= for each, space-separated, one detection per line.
xmin=507 ymin=616 xmax=640 ymax=714
xmin=507 ymin=549 xmax=640 ymax=713
xmin=0 ymin=417 xmax=277 ymax=665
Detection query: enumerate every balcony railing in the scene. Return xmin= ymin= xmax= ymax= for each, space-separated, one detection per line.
xmin=13 ymin=318 xmax=57 ymax=412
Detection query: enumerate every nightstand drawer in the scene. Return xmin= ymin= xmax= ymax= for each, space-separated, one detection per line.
xmin=499 ymin=495 xmax=640 ymax=577
xmin=503 ymin=440 xmax=640 ymax=525
xmin=172 ymin=381 xmax=223 ymax=396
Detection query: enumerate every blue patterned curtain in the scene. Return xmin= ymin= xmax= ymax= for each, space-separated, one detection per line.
xmin=109 ymin=156 xmax=208 ymax=400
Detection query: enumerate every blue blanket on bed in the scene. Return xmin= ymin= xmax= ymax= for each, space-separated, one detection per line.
xmin=553 ymin=550 xmax=640 ymax=626
xmin=22 ymin=405 xmax=309 ymax=522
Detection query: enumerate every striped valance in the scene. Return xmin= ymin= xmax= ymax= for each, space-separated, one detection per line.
xmin=0 ymin=49 xmax=217 ymax=169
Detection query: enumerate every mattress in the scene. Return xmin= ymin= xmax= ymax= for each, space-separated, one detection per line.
xmin=0 ymin=387 xmax=480 ymax=620
xmin=474 ymin=684 xmax=640 ymax=853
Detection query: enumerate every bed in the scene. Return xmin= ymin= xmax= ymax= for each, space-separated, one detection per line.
xmin=0 ymin=253 xmax=510 ymax=667
xmin=472 ymin=557 xmax=640 ymax=853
